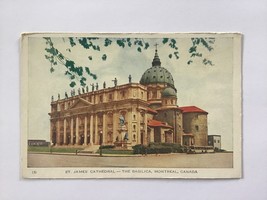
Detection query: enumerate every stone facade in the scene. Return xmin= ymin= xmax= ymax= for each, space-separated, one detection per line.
xmin=49 ymin=50 xmax=209 ymax=148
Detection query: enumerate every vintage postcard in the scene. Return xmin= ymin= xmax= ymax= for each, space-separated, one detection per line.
xmin=21 ymin=33 xmax=242 ymax=178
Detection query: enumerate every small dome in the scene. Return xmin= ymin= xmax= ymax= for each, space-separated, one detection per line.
xmin=140 ymin=50 xmax=175 ymax=88
xmin=162 ymin=87 xmax=177 ymax=97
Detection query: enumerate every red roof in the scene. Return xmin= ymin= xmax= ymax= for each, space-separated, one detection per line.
xmin=148 ymin=119 xmax=172 ymax=128
xmin=146 ymin=107 xmax=158 ymax=114
xmin=179 ymin=106 xmax=208 ymax=114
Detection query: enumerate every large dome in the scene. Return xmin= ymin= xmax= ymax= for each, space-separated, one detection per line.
xmin=140 ymin=50 xmax=175 ymax=88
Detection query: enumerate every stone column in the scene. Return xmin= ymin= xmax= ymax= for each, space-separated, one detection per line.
xmin=137 ymin=111 xmax=141 ymax=144
xmin=75 ymin=116 xmax=79 ymax=145
xmin=95 ymin=114 xmax=98 ymax=144
xmin=90 ymin=114 xmax=93 ymax=145
xmin=50 ymin=120 xmax=53 ymax=144
xmin=144 ymin=113 xmax=148 ymax=145
xmin=127 ymin=111 xmax=132 ymax=142
xmin=56 ymin=120 xmax=60 ymax=145
xmin=63 ymin=118 xmax=67 ymax=145
xmin=70 ymin=117 xmax=74 ymax=145
xmin=112 ymin=111 xmax=118 ymax=142
xmin=102 ymin=112 xmax=106 ymax=145
xmin=84 ymin=115 xmax=88 ymax=145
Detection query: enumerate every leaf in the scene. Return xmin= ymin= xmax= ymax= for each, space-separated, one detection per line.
xmin=80 ymin=77 xmax=87 ymax=87
xmin=58 ymin=53 xmax=64 ymax=60
xmin=91 ymin=73 xmax=97 ymax=80
xmin=76 ymin=67 xmax=83 ymax=76
xmin=45 ymin=47 xmax=58 ymax=56
xmin=85 ymin=67 xmax=91 ymax=75
xmin=70 ymin=75 xmax=75 ymax=80
xmin=169 ymin=54 xmax=172 ymax=59
xmin=69 ymin=37 xmax=76 ymax=47
xmin=162 ymin=38 xmax=168 ymax=44
xmin=187 ymin=60 xmax=193 ymax=65
xmin=50 ymin=67 xmax=54 ymax=73
xmin=203 ymin=58 xmax=214 ymax=66
xmin=144 ymin=42 xmax=149 ymax=49
xmin=88 ymin=56 xmax=92 ymax=60
xmin=174 ymin=52 xmax=179 ymax=59
xmin=70 ymin=81 xmax=76 ymax=87
xmin=65 ymin=60 xmax=75 ymax=71
xmin=189 ymin=46 xmax=197 ymax=53
xmin=170 ymin=39 xmax=176 ymax=44
xmin=78 ymin=38 xmax=90 ymax=49
xmin=200 ymin=38 xmax=213 ymax=51
xmin=137 ymin=47 xmax=142 ymax=52
xmin=102 ymin=54 xmax=107 ymax=61
xmin=116 ymin=40 xmax=125 ymax=48
xmin=104 ymin=38 xmax=112 ymax=47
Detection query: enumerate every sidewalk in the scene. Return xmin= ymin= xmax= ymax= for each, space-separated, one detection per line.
xmin=28 ymin=151 xmax=174 ymax=157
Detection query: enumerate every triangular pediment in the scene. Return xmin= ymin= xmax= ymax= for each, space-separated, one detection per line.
xmin=68 ymin=98 xmax=93 ymax=110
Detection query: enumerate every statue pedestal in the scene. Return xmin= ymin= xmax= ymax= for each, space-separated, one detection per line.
xmin=114 ymin=125 xmax=131 ymax=150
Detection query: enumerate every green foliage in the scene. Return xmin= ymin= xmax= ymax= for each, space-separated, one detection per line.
xmin=44 ymin=37 xmax=97 ymax=88
xmin=102 ymin=54 xmax=107 ymax=61
xmin=132 ymin=143 xmax=184 ymax=154
xmin=96 ymin=149 xmax=133 ymax=155
xmin=162 ymin=38 xmax=168 ymax=44
xmin=99 ymin=145 xmax=115 ymax=149
xmin=104 ymin=38 xmax=112 ymax=47
xmin=70 ymin=81 xmax=76 ymax=87
xmin=187 ymin=37 xmax=215 ymax=66
xmin=69 ymin=37 xmax=76 ymax=47
xmin=44 ymin=37 xmax=215 ymax=89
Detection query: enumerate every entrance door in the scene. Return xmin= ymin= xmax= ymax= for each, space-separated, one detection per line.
xmin=80 ymin=135 xmax=84 ymax=145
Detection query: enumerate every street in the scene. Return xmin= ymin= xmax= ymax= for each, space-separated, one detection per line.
xmin=28 ymin=152 xmax=233 ymax=168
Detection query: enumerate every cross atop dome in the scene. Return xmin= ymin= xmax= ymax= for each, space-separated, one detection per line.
xmin=154 ymin=43 xmax=159 ymax=51
xmin=152 ymin=44 xmax=161 ymax=67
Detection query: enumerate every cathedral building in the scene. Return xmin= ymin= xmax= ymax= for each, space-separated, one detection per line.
xmin=49 ymin=50 xmax=208 ymax=148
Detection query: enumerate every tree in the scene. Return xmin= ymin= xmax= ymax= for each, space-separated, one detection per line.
xmin=44 ymin=37 xmax=215 ymax=88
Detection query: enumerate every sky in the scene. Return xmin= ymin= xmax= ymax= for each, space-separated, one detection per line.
xmin=27 ymin=33 xmax=236 ymax=150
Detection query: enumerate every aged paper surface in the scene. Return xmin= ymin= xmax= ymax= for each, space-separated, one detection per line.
xmin=21 ymin=33 xmax=242 ymax=178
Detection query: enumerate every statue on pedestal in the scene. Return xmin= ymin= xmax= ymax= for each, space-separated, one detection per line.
xmin=119 ymin=115 xmax=125 ymax=126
